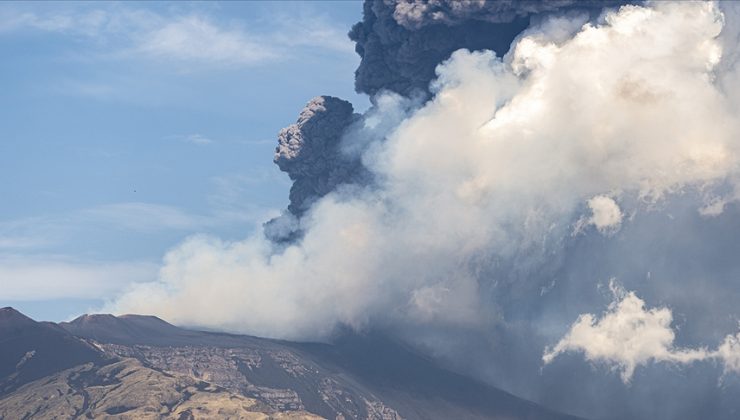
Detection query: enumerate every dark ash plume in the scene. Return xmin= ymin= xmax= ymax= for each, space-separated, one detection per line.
xmin=270 ymin=0 xmax=634 ymax=232
xmin=349 ymin=0 xmax=628 ymax=97
xmin=391 ymin=0 xmax=627 ymax=29
xmin=273 ymin=96 xmax=364 ymax=217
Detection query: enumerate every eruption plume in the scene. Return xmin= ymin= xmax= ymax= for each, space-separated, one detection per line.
xmin=111 ymin=2 xmax=740 ymax=419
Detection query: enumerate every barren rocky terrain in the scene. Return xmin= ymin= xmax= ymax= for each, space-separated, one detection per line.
xmin=0 ymin=307 xmax=580 ymax=419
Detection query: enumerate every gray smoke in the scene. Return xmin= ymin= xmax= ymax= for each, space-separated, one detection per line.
xmin=391 ymin=0 xmax=626 ymax=29
xmin=349 ymin=0 xmax=628 ymax=97
xmin=111 ymin=2 xmax=740 ymax=420
xmin=266 ymin=96 xmax=368 ymax=242
xmin=273 ymin=96 xmax=360 ymax=216
xmin=268 ymin=0 xmax=633 ymax=239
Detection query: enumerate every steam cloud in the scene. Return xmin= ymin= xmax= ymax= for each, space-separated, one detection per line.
xmin=110 ymin=1 xmax=740 ymax=419
xmin=543 ymin=280 xmax=740 ymax=383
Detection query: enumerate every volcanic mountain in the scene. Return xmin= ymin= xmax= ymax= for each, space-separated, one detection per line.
xmin=0 ymin=307 xmax=582 ymax=419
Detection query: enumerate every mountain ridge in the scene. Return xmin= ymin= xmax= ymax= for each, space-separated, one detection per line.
xmin=0 ymin=308 xmax=584 ymax=420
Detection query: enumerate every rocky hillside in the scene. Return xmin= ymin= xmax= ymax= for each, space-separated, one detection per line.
xmin=0 ymin=358 xmax=319 ymax=420
xmin=0 ymin=307 xmax=582 ymax=419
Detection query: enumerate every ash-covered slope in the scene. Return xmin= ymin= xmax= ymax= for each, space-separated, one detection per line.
xmin=55 ymin=311 xmax=580 ymax=420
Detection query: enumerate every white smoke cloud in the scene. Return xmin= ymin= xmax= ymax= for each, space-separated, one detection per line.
xmin=543 ymin=281 xmax=740 ymax=383
xmin=543 ymin=281 xmax=709 ymax=382
xmin=716 ymin=332 xmax=740 ymax=375
xmin=110 ymin=0 xmax=740 ymax=363
xmin=574 ymin=195 xmax=623 ymax=235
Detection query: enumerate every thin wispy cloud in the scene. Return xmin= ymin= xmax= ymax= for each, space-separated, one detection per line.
xmin=134 ymin=15 xmax=278 ymax=66
xmin=0 ymin=254 xmax=157 ymax=301
xmin=0 ymin=198 xmax=280 ymax=255
xmin=207 ymin=171 xmax=286 ymax=223
xmin=270 ymin=14 xmax=356 ymax=54
xmin=0 ymin=5 xmax=354 ymax=68
xmin=82 ymin=200 xmax=277 ymax=236
xmin=187 ymin=134 xmax=213 ymax=145
xmin=81 ymin=202 xmax=213 ymax=232
xmin=0 ymin=204 xmax=209 ymax=254
xmin=237 ymin=139 xmax=275 ymax=146
xmin=0 ymin=236 xmax=50 ymax=250
xmin=53 ymin=79 xmax=119 ymax=99
xmin=0 ymin=199 xmax=276 ymax=302
xmin=0 ymin=8 xmax=108 ymax=36
xmin=167 ymin=133 xmax=214 ymax=145
xmin=0 ymin=216 xmax=68 ymax=252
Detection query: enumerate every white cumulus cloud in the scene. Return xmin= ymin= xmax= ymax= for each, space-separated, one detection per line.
xmin=544 ymin=281 xmax=740 ymax=382
xmin=543 ymin=281 xmax=709 ymax=382
xmin=576 ymin=195 xmax=624 ymax=235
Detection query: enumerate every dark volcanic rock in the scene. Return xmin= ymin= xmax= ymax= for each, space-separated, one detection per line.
xmin=0 ymin=307 xmax=105 ymax=396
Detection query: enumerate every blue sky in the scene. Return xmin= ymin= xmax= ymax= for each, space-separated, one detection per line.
xmin=0 ymin=1 xmax=366 ymax=321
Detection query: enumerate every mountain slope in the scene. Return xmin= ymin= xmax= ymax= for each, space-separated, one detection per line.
xmin=60 ymin=312 xmax=581 ymax=420
xmin=0 ymin=309 xmax=582 ymax=419
xmin=0 ymin=358 xmax=319 ymax=420
xmin=295 ymin=333 xmax=560 ymax=420
xmin=0 ymin=307 xmax=104 ymax=395
xmin=0 ymin=308 xmax=322 ymax=419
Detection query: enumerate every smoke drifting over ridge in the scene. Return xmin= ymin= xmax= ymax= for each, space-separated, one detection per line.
xmin=112 ymin=1 xmax=740 ymax=419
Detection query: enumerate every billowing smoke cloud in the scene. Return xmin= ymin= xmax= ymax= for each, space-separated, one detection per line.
xmin=265 ymin=96 xmax=366 ymax=242
xmin=273 ymin=96 xmax=361 ymax=216
xmin=349 ymin=0 xmax=628 ymax=96
xmin=391 ymin=0 xmax=627 ymax=29
xmin=270 ymin=0 xmax=634 ymax=237
xmin=543 ymin=280 xmax=740 ymax=383
xmin=110 ymin=2 xmax=740 ymax=419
